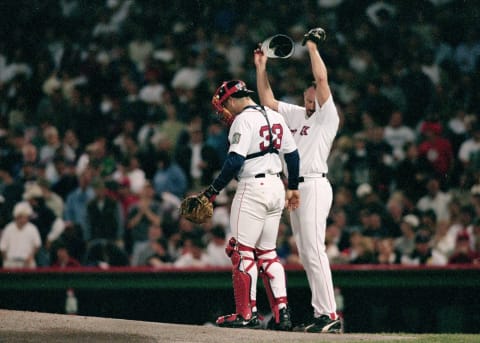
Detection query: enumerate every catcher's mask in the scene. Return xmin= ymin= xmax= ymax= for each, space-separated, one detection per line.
xmin=212 ymin=80 xmax=255 ymax=126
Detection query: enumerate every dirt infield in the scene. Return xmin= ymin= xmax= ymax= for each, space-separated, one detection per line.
xmin=0 ymin=310 xmax=413 ymax=343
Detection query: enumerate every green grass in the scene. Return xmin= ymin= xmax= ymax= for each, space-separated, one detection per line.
xmin=344 ymin=333 xmax=479 ymax=343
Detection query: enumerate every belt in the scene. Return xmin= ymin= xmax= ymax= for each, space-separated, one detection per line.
xmin=254 ymin=173 xmax=280 ymax=178
xmin=298 ymin=174 xmax=327 ymax=182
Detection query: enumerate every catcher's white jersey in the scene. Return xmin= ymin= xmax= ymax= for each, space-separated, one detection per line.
xmin=278 ymin=95 xmax=339 ymax=176
xmin=228 ymin=105 xmax=297 ymax=179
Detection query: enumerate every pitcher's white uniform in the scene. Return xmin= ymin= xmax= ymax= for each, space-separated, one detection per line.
xmin=278 ymin=94 xmax=339 ymax=319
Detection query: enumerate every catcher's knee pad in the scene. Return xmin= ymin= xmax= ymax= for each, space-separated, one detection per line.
xmin=257 ymin=248 xmax=288 ymax=323
xmin=227 ymin=238 xmax=257 ymax=319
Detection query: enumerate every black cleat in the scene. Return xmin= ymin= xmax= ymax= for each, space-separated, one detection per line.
xmin=216 ymin=312 xmax=261 ymax=329
xmin=293 ymin=315 xmax=342 ymax=333
xmin=267 ymin=306 xmax=292 ymax=331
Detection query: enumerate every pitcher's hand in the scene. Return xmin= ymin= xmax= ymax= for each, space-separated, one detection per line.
xmin=285 ymin=189 xmax=300 ymax=211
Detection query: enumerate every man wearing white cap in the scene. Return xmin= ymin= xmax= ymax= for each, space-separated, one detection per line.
xmin=0 ymin=202 xmax=41 ymax=268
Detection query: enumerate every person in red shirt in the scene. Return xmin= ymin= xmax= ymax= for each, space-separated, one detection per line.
xmin=51 ymin=241 xmax=82 ymax=268
xmin=417 ymin=120 xmax=454 ymax=186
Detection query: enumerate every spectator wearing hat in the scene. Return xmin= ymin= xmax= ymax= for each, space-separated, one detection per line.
xmin=0 ymin=201 xmax=41 ymax=269
xmin=448 ymin=231 xmax=480 ymax=264
xmin=394 ymin=214 xmax=420 ymax=257
xmin=401 ymin=229 xmax=447 ymax=266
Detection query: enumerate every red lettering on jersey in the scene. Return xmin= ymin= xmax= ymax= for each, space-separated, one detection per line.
xmin=300 ymin=126 xmax=310 ymax=136
xmin=259 ymin=123 xmax=283 ymax=150
xmin=290 ymin=129 xmax=297 ymax=135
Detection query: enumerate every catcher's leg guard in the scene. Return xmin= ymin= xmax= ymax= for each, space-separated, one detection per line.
xmin=257 ymin=248 xmax=291 ymax=330
xmin=216 ymin=238 xmax=259 ymax=328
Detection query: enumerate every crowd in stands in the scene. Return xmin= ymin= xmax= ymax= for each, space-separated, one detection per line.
xmin=1 ymin=0 xmax=480 ymax=269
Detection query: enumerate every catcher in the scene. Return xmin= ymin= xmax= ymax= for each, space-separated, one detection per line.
xmin=181 ymin=79 xmax=300 ymax=330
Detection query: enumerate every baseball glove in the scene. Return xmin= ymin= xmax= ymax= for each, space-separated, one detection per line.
xmin=302 ymin=27 xmax=326 ymax=46
xmin=179 ymin=193 xmax=213 ymax=224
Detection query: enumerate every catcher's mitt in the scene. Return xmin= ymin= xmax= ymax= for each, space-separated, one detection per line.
xmin=302 ymin=27 xmax=326 ymax=46
xmin=179 ymin=194 xmax=213 ymax=224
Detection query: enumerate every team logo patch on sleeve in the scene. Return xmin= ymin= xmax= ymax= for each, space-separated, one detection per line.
xmin=232 ymin=132 xmax=241 ymax=144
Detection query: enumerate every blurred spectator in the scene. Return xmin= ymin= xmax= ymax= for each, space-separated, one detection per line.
xmin=84 ymin=239 xmax=129 ymax=268
xmin=416 ymin=177 xmax=452 ymax=222
xmin=344 ymin=132 xmax=371 ymax=188
xmin=431 ymin=219 xmax=455 ymax=261
xmin=23 ymin=182 xmax=58 ymax=266
xmin=325 ymin=223 xmax=342 ymax=262
xmin=50 ymin=239 xmax=81 ymax=268
xmin=63 ymin=169 xmax=95 ymax=240
xmin=51 ymin=221 xmax=85 ymax=264
xmin=417 ymin=120 xmax=454 ymax=186
xmin=419 ymin=209 xmax=438 ymax=235
xmin=394 ymin=142 xmax=433 ymax=205
xmin=112 ymin=155 xmax=146 ymax=195
xmin=86 ymin=178 xmax=124 ymax=245
xmin=175 ymin=120 xmax=221 ymax=192
xmin=37 ymin=177 xmax=64 ymax=218
xmin=0 ymin=202 xmax=41 ymax=269
xmin=204 ymin=225 xmax=230 ymax=267
xmin=375 ymin=237 xmax=401 ymax=264
xmin=152 ymin=150 xmax=187 ymax=199
xmin=401 ymin=229 xmax=447 ymax=265
xmin=458 ymin=120 xmax=480 ymax=181
xmin=114 ymin=177 xmax=139 ymax=222
xmin=126 ymin=181 xmax=162 ymax=260
xmin=348 ymin=232 xmax=376 ymax=264
xmin=448 ymin=231 xmax=479 ymax=264
xmin=173 ymin=233 xmax=209 ymax=268
xmin=0 ymin=166 xmax=24 ymax=228
xmin=398 ymin=59 xmax=436 ymax=127
xmin=146 ymin=237 xmax=173 ymax=268
xmin=50 ymin=157 xmax=78 ymax=200
xmin=394 ymin=214 xmax=420 ymax=257
xmin=383 ymin=110 xmax=416 ymax=163
xmin=133 ymin=223 xmax=165 ymax=266
xmin=361 ymin=204 xmax=391 ymax=239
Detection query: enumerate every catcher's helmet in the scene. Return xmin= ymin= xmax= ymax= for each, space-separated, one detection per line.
xmin=212 ymin=80 xmax=254 ymax=108
xmin=211 ymin=80 xmax=254 ymax=125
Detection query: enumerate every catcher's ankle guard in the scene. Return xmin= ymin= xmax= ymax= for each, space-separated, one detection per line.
xmin=257 ymin=249 xmax=288 ymax=324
